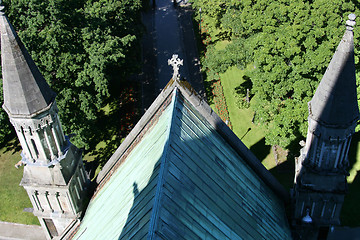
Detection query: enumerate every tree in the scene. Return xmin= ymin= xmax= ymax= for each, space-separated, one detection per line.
xmin=190 ymin=0 xmax=240 ymax=43
xmin=1 ymin=0 xmax=143 ymax=149
xmin=192 ymin=0 xmax=359 ymax=148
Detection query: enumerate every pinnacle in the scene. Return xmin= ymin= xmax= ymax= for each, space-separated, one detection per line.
xmin=346 ymin=13 xmax=356 ymax=31
xmin=309 ymin=13 xmax=359 ymax=127
xmin=0 ymin=8 xmax=56 ymax=117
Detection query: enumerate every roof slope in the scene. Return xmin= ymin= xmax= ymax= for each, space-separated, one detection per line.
xmin=309 ymin=15 xmax=359 ymax=127
xmin=152 ymin=91 xmax=291 ymax=239
xmin=72 ymin=80 xmax=291 ymax=239
xmin=72 ymin=94 xmax=174 ymax=239
xmin=0 ymin=8 xmax=55 ymax=117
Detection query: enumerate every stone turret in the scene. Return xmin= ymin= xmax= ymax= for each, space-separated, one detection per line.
xmin=0 ymin=6 xmax=89 ymax=239
xmin=293 ymin=14 xmax=359 ymax=236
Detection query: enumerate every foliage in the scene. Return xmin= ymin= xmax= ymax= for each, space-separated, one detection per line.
xmin=234 ymin=92 xmax=250 ymax=109
xmin=190 ymin=0 xmax=240 ymax=43
xmin=0 ymin=79 xmax=12 ymax=142
xmin=1 ymin=0 xmax=143 ymax=149
xmin=192 ymin=0 xmax=360 ymax=148
xmin=233 ymin=75 xmax=252 ymax=109
xmin=83 ymin=83 xmax=140 ymax=172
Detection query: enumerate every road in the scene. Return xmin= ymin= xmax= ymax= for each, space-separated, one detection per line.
xmin=141 ymin=0 xmax=205 ymax=112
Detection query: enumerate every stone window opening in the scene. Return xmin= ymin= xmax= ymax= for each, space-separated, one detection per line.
xmin=31 ymin=139 xmax=39 ymax=158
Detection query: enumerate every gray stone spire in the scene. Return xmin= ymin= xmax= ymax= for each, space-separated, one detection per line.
xmin=0 ymin=6 xmax=56 ymax=117
xmin=0 ymin=6 xmax=89 ymax=238
xmin=309 ymin=14 xmax=359 ymax=127
xmin=293 ymin=14 xmax=359 ymax=235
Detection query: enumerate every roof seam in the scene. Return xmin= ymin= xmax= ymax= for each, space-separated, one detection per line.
xmin=147 ymin=88 xmax=178 ymax=239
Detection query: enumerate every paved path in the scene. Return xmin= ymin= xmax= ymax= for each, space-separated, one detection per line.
xmin=141 ymin=0 xmax=204 ymax=113
xmin=0 ymin=221 xmax=46 ymax=240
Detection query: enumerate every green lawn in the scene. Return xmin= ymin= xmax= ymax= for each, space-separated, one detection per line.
xmin=219 ymin=66 xmax=281 ymax=169
xmin=209 ymin=41 xmax=285 ymax=170
xmin=0 ymin=142 xmax=39 ymax=225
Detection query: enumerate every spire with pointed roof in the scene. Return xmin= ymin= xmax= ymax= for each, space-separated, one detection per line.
xmin=293 ymin=14 xmax=360 ymax=233
xmin=0 ymin=5 xmax=89 ymax=238
xmin=309 ymin=13 xmax=359 ymax=127
xmin=0 ymin=5 xmax=56 ymax=117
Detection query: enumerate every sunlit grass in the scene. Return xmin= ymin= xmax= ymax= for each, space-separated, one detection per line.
xmin=0 ymin=142 xmax=39 ymax=225
xmin=219 ymin=66 xmax=279 ymax=170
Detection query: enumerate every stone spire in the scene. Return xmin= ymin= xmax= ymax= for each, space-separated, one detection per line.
xmin=309 ymin=13 xmax=359 ymax=127
xmin=0 ymin=5 xmax=89 ymax=238
xmin=293 ymin=14 xmax=359 ymax=235
xmin=0 ymin=5 xmax=56 ymax=117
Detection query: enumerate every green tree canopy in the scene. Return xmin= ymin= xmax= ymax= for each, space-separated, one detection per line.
xmin=192 ymin=0 xmax=360 ymax=148
xmin=0 ymin=0 xmax=143 ymax=148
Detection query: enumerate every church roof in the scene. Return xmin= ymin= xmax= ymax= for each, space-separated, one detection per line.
xmin=309 ymin=14 xmax=359 ymax=127
xmin=0 ymin=8 xmax=56 ymax=117
xmin=71 ymin=79 xmax=291 ymax=239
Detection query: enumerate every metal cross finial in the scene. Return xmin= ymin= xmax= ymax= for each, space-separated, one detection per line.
xmin=346 ymin=13 xmax=356 ymax=31
xmin=168 ymin=54 xmax=183 ymax=80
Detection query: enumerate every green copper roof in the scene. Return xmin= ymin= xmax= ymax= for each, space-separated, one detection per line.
xmin=72 ymin=81 xmax=291 ymax=239
xmin=72 ymin=92 xmax=176 ymax=240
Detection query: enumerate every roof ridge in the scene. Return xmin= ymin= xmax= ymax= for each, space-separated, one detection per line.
xmin=97 ymin=77 xmax=288 ymax=201
xmin=147 ymin=87 xmax=179 ymax=239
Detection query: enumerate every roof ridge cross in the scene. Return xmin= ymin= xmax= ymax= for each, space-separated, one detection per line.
xmin=168 ymin=54 xmax=183 ymax=80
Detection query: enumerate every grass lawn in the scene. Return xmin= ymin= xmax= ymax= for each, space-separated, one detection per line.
xmin=219 ymin=66 xmax=285 ymax=169
xmin=208 ymin=41 xmax=286 ymax=170
xmin=0 ymin=141 xmax=39 ymax=225
xmin=218 ymin=66 xmax=294 ymax=191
